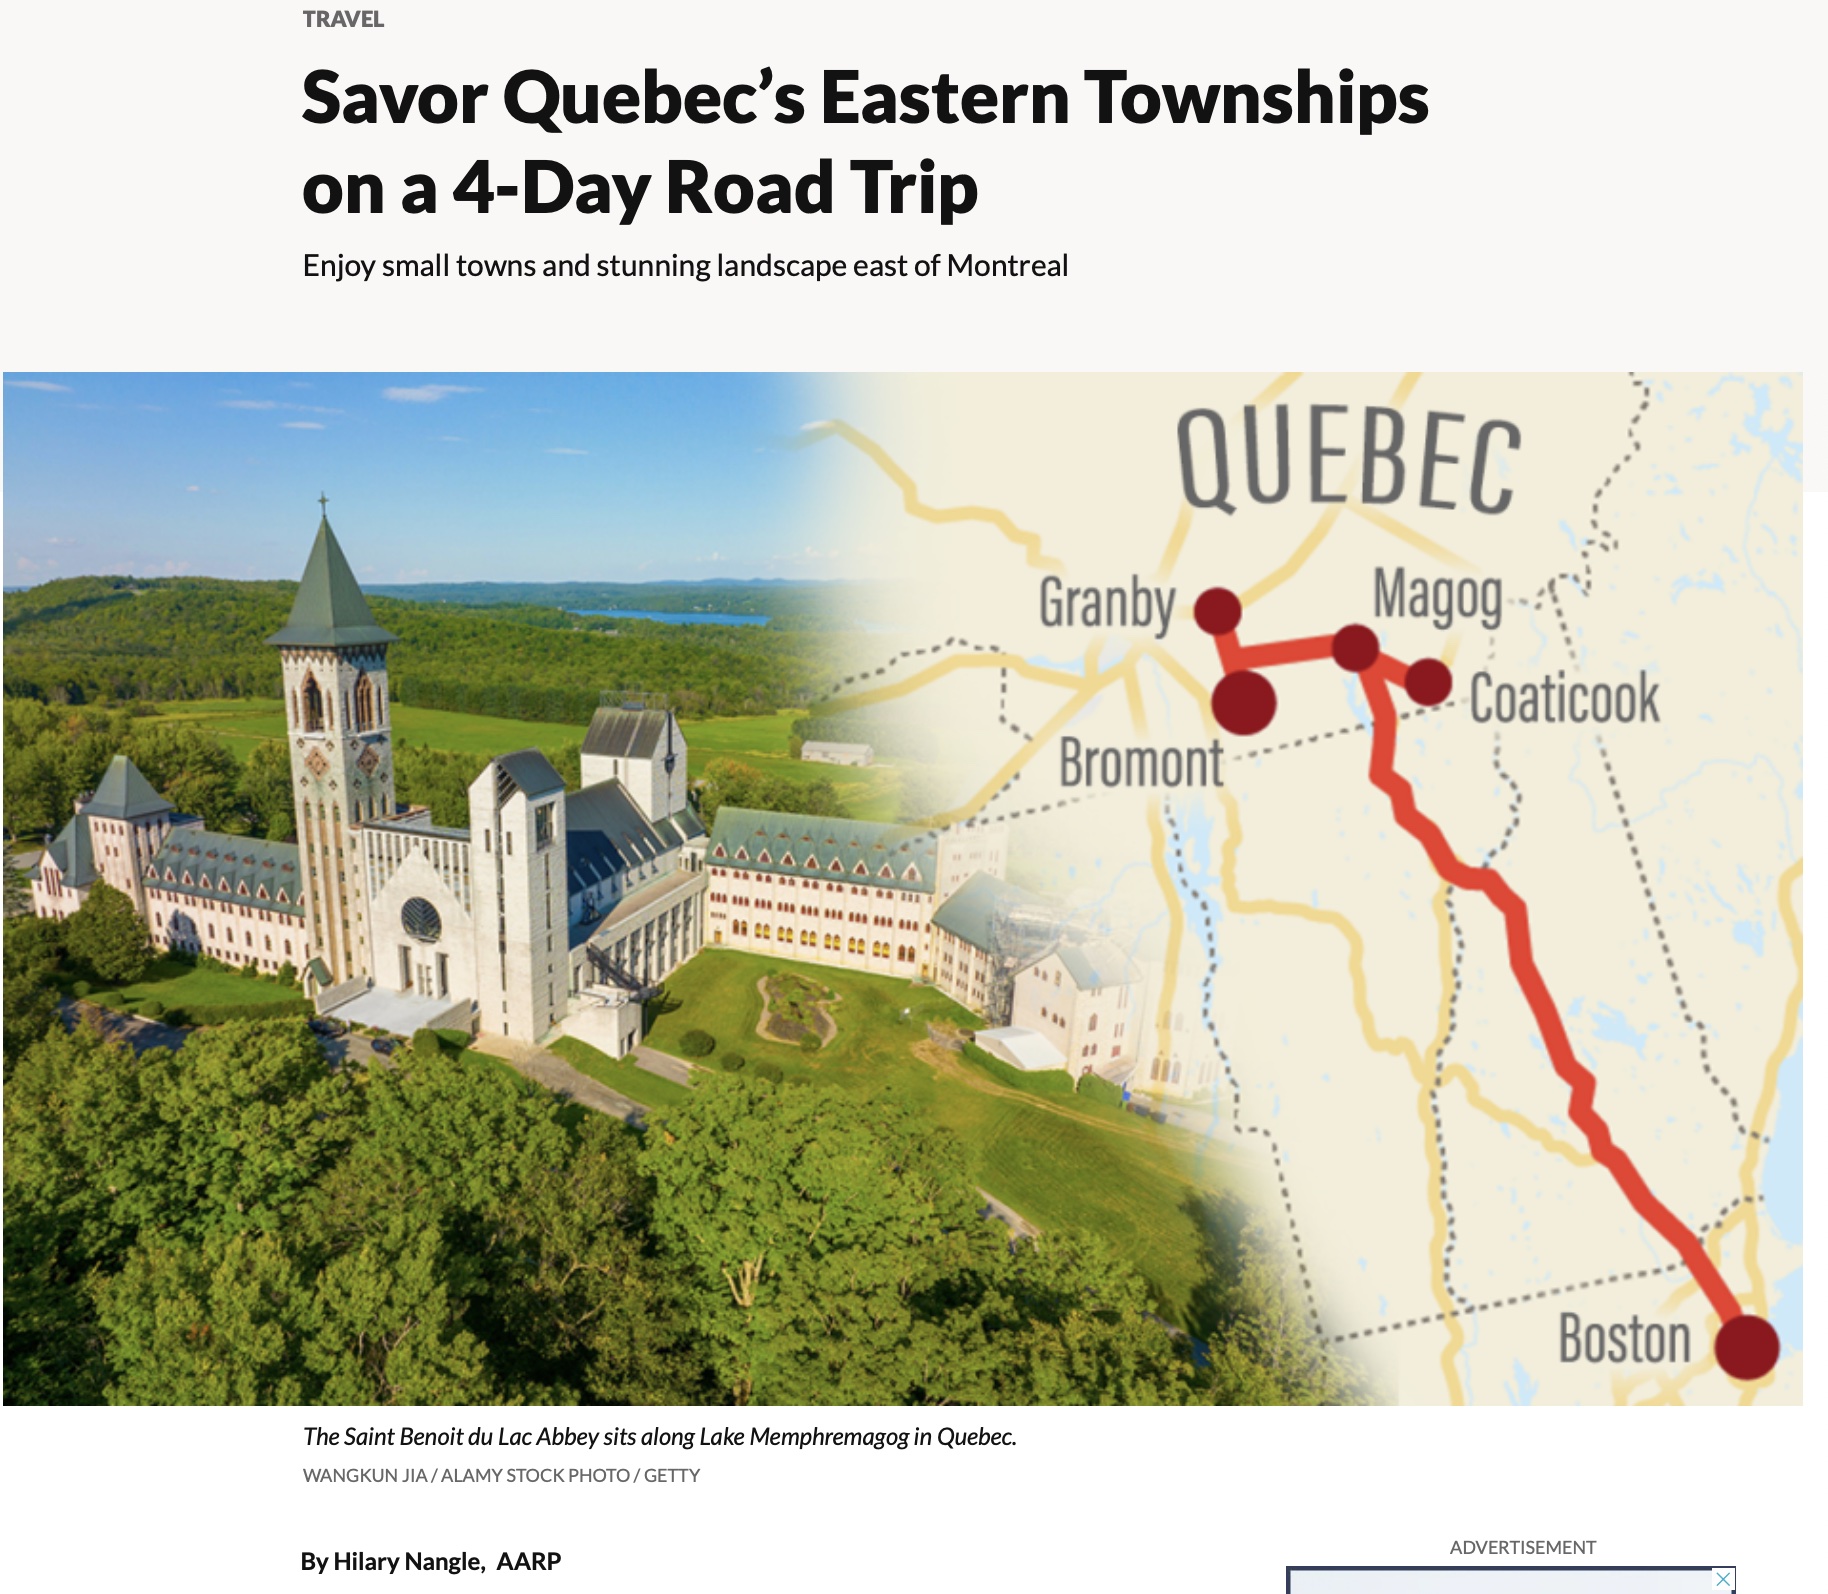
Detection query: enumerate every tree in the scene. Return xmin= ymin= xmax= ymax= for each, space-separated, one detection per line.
xmin=3 ymin=915 xmax=66 ymax=1075
xmin=304 ymin=1216 xmax=497 ymax=1406
xmin=471 ymin=1114 xmax=710 ymax=1404
xmin=240 ymin=739 xmax=297 ymax=840
xmin=1201 ymin=1219 xmax=1378 ymax=1405
xmin=64 ymin=880 xmax=151 ymax=984
xmin=642 ymin=1075 xmax=987 ymax=1404
xmin=973 ymin=1231 xmax=1198 ymax=1406
xmin=393 ymin=743 xmax=484 ymax=828
xmin=121 ymin=722 xmax=241 ymax=830
xmin=93 ymin=1232 xmax=310 ymax=1405
xmin=694 ymin=758 xmax=847 ymax=826
xmin=131 ymin=1020 xmax=362 ymax=1240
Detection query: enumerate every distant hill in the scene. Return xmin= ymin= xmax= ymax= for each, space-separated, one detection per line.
xmin=2 ymin=575 xmax=857 ymax=722
xmin=368 ymin=579 xmax=870 ymax=626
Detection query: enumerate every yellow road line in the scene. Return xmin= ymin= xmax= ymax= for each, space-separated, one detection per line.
xmin=1347 ymin=502 xmax=1480 ymax=572
xmin=798 ymin=418 xmax=1067 ymax=573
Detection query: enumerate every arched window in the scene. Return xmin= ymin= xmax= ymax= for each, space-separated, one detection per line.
xmin=353 ymin=670 xmax=378 ymax=732
xmin=1088 ymin=1012 xmax=1098 ymax=1031
xmin=300 ymin=673 xmax=325 ymax=733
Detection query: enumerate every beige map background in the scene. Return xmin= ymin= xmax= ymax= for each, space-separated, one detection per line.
xmin=798 ymin=372 xmax=1803 ymax=1406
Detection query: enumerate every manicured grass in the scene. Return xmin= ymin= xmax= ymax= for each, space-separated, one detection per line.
xmin=643 ymin=949 xmax=1260 ymax=1332
xmin=686 ymin=711 xmax=904 ymax=821
xmin=62 ymin=955 xmax=308 ymax=1018
xmin=150 ymin=698 xmax=581 ymax=763
xmin=549 ymin=1036 xmax=693 ymax=1110
xmin=149 ymin=700 xmax=905 ymax=818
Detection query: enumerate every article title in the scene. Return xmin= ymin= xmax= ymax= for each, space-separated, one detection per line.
xmin=301 ymin=66 xmax=1432 ymax=225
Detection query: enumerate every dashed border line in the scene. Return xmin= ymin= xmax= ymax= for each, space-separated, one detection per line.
xmin=1521 ymin=375 xmax=1750 ymax=1146
xmin=1326 ymin=1194 xmax=1765 ymax=1344
xmin=1432 ymin=650 xmax=1527 ymax=1310
xmin=1163 ymin=801 xmax=1328 ymax=1333
xmin=823 ymin=635 xmax=1005 ymax=699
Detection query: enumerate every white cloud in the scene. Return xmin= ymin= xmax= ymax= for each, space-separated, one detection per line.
xmin=185 ymin=485 xmax=200 ymax=492
xmin=282 ymin=421 xmax=326 ymax=430
xmin=546 ymin=447 xmax=589 ymax=456
xmin=222 ymin=399 xmax=340 ymax=414
xmin=384 ymin=384 xmax=482 ymax=404
xmin=5 ymin=380 xmax=71 ymax=393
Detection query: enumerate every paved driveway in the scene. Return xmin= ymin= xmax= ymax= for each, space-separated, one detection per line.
xmin=63 ymin=1000 xmax=189 ymax=1055
xmin=631 ymin=1045 xmax=697 ymax=1086
xmin=469 ymin=1033 xmax=648 ymax=1126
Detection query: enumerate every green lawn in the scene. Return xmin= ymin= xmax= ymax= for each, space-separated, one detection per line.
xmin=549 ymin=1036 xmax=693 ymax=1110
xmin=150 ymin=698 xmax=582 ymax=763
xmin=62 ymin=955 xmax=309 ymax=1019
xmin=642 ymin=949 xmax=1260 ymax=1333
xmin=150 ymin=700 xmax=905 ymax=820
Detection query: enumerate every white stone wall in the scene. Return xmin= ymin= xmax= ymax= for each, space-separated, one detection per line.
xmin=366 ymin=845 xmax=477 ymax=1007
xmin=31 ymin=867 xmax=86 ymax=920
xmin=935 ymin=823 xmax=1008 ymax=899
xmin=469 ymin=767 xmax=568 ymax=1042
xmin=279 ymin=643 xmax=393 ymax=985
xmin=147 ymin=886 xmax=306 ymax=974
xmin=579 ymin=712 xmax=688 ymax=824
xmin=704 ymin=863 xmax=932 ymax=976
xmin=1011 ymin=952 xmax=1145 ymax=1072
xmin=85 ymin=813 xmax=172 ymax=917
xmin=931 ymin=928 xmax=996 ymax=1013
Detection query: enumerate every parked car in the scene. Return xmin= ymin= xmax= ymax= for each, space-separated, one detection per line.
xmin=370 ymin=1037 xmax=395 ymax=1055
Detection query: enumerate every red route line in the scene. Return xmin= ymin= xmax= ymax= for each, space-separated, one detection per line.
xmin=1358 ymin=666 xmax=1741 ymax=1325
xmin=1208 ymin=625 xmax=1744 ymax=1328
xmin=1226 ymin=633 xmax=1338 ymax=671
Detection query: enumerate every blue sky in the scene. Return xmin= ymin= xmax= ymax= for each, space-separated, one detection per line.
xmin=2 ymin=372 xmax=834 ymax=585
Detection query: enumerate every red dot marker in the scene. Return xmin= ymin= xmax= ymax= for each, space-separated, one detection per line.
xmin=1213 ymin=670 xmax=1277 ymax=735
xmin=1714 ymin=1314 xmax=1780 ymax=1382
xmin=1405 ymin=657 xmax=1453 ymax=706
xmin=1332 ymin=624 xmax=1380 ymax=673
xmin=1194 ymin=587 xmax=1243 ymax=637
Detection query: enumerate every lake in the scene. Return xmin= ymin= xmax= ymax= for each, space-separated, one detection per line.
xmin=573 ymin=608 xmax=770 ymax=627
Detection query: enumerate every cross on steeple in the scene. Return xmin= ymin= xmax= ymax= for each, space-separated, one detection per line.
xmin=318 ymin=492 xmax=329 ymax=513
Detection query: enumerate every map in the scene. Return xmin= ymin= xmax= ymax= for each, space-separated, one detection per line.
xmin=807 ymin=372 xmax=1802 ymax=1405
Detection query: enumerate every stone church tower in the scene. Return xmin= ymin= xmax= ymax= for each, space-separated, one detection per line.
xmin=267 ymin=502 xmax=399 ymax=987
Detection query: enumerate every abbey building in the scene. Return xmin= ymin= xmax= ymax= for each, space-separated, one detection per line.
xmin=33 ymin=511 xmax=1147 ymax=1077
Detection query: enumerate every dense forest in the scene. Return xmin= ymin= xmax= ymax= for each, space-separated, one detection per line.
xmin=2 ymin=576 xmax=860 ymax=722
xmin=369 ymin=579 xmax=864 ymax=628
xmin=3 ymin=917 xmax=1372 ymax=1406
xmin=3 ymin=700 xmax=296 ymax=843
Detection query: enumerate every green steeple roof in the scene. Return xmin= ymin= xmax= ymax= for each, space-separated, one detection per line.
xmin=266 ymin=513 xmax=400 ymax=648
xmin=84 ymin=754 xmax=171 ymax=821
xmin=39 ymin=812 xmax=98 ymax=887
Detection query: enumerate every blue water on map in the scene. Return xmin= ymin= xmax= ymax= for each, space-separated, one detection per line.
xmin=1764 ymin=1036 xmax=1803 ymax=1244
xmin=575 ymin=608 xmax=769 ymax=626
xmin=1769 ymin=1267 xmax=1803 ymax=1360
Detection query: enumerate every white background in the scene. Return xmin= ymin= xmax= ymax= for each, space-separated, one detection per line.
xmin=1 ymin=2 xmax=1816 ymax=1589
